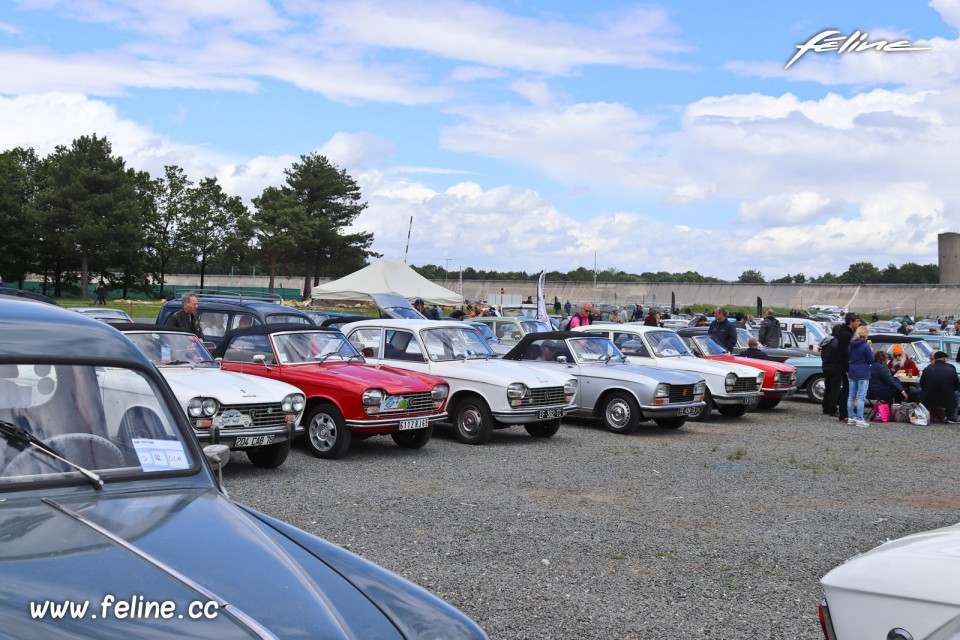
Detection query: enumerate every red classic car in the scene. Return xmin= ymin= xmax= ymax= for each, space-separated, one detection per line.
xmin=214 ymin=325 xmax=450 ymax=459
xmin=677 ymin=329 xmax=797 ymax=409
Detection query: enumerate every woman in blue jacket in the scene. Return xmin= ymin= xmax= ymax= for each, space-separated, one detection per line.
xmin=847 ymin=325 xmax=874 ymax=426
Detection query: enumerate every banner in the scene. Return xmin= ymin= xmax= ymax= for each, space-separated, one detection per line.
xmin=536 ymin=271 xmax=550 ymax=325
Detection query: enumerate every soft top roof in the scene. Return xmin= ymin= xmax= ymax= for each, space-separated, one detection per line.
xmin=867 ymin=333 xmax=925 ymax=344
xmin=212 ymin=324 xmax=343 ymax=358
xmin=502 ymin=331 xmax=602 ymax=360
xmin=114 ymin=322 xmax=193 ymax=334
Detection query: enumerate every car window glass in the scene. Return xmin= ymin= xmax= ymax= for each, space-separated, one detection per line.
xmin=223 ymin=334 xmax=276 ymax=364
xmin=273 ymin=332 xmax=360 ymax=363
xmin=198 ymin=311 xmax=229 ymax=339
xmin=126 ymin=332 xmax=216 ymax=367
xmin=384 ymin=330 xmax=424 ymax=362
xmin=229 ymin=314 xmax=260 ymax=330
xmin=420 ymin=327 xmax=494 ymax=360
xmin=695 ymin=335 xmax=728 ymax=356
xmin=347 ymin=328 xmax=382 ymax=358
xmin=568 ymin=337 xmax=621 ymax=363
xmin=646 ymin=331 xmax=689 ymax=357
xmin=266 ymin=314 xmax=311 ymax=325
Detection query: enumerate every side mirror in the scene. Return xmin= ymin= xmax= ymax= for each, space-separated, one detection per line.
xmin=556 ymin=356 xmax=567 ymax=364
xmin=203 ymin=444 xmax=231 ymax=495
xmin=252 ymin=354 xmax=267 ymax=365
xmin=201 ymin=341 xmax=216 ymax=351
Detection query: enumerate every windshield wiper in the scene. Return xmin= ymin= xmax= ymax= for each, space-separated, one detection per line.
xmin=0 ymin=420 xmax=103 ymax=489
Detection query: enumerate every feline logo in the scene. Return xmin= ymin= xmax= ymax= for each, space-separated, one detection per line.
xmin=786 ymin=30 xmax=931 ymax=69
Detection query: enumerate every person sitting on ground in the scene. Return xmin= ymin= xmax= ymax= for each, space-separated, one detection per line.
xmin=739 ymin=336 xmax=770 ymax=360
xmin=868 ymin=351 xmax=914 ymax=404
xmin=919 ymin=351 xmax=960 ymax=423
xmin=888 ymin=344 xmax=919 ymax=377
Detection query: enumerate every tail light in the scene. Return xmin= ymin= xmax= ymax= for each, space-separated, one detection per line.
xmin=818 ymin=599 xmax=837 ymax=640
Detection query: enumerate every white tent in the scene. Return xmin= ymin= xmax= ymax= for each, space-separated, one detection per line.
xmin=310 ymin=260 xmax=463 ymax=306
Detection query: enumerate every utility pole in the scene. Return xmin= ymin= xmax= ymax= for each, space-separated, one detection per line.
xmin=445 ymin=258 xmax=451 ymax=284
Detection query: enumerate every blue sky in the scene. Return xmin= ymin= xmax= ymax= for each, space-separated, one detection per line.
xmin=1 ymin=0 xmax=958 ymax=280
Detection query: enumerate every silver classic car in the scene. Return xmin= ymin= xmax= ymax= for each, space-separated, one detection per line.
xmin=502 ymin=332 xmax=706 ymax=433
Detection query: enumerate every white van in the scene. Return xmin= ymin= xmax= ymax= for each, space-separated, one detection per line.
xmin=775 ymin=317 xmax=829 ymax=352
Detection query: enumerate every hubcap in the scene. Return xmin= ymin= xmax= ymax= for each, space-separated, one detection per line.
xmin=309 ymin=414 xmax=337 ymax=451
xmin=606 ymin=400 xmax=630 ymax=429
xmin=812 ymin=378 xmax=826 ymax=402
xmin=459 ymin=407 xmax=482 ymax=435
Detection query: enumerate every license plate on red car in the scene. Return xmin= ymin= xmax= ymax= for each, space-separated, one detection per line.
xmin=235 ymin=436 xmax=273 ymax=447
xmin=399 ymin=418 xmax=428 ymax=430
xmin=537 ymin=409 xmax=563 ymax=419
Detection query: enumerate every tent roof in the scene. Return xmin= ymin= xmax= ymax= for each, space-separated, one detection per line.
xmin=310 ymin=260 xmax=463 ymax=306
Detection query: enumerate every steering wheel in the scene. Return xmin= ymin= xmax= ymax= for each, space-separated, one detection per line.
xmin=3 ymin=433 xmax=125 ymax=477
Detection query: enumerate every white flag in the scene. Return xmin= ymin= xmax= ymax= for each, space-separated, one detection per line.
xmin=536 ymin=271 xmax=550 ymax=325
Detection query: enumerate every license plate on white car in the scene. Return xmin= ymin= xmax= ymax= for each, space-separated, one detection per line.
xmin=744 ymin=396 xmax=760 ymax=405
xmin=399 ymin=418 xmax=428 ymax=430
xmin=235 ymin=436 xmax=273 ymax=447
xmin=678 ymin=406 xmax=697 ymax=415
xmin=537 ymin=409 xmax=563 ymax=419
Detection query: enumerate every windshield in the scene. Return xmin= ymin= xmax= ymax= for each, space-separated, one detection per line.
xmin=273 ymin=332 xmax=362 ymax=363
xmin=420 ymin=327 xmax=495 ymax=361
xmin=694 ymin=335 xmax=729 ymax=356
xmin=647 ymin=331 xmax=693 ymax=357
xmin=0 ymin=363 xmax=195 ymax=487
xmin=568 ymin=337 xmax=624 ymax=363
xmin=519 ymin=320 xmax=552 ymax=334
xmin=911 ymin=340 xmax=935 ymax=361
xmin=125 ymin=331 xmax=217 ymax=368
xmin=385 ymin=307 xmax=423 ymax=319
xmin=470 ymin=323 xmax=500 ymax=343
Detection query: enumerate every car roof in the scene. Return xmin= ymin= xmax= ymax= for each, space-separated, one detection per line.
xmin=0 ymin=288 xmax=59 ymax=306
xmin=0 ymin=298 xmax=150 ymax=365
xmin=343 ymin=319 xmax=448 ymax=330
xmin=867 ymin=333 xmax=925 ymax=344
xmin=114 ymin=322 xmax=194 ymax=334
xmin=501 ymin=330 xmax=600 ymax=360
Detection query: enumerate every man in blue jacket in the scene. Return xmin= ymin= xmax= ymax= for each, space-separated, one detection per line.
xmin=708 ymin=307 xmax=738 ymax=352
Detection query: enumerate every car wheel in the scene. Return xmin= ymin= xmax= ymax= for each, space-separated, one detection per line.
xmin=806 ymin=375 xmax=825 ymax=403
xmin=601 ymin=391 xmax=641 ymax=434
xmin=391 ymin=425 xmax=433 ymax=449
xmin=453 ymin=397 xmax=495 ymax=445
xmin=687 ymin=388 xmax=713 ymax=421
xmin=758 ymin=397 xmax=781 ymax=410
xmin=245 ymin=439 xmax=291 ymax=468
xmin=305 ymin=403 xmax=352 ymax=459
xmin=524 ymin=418 xmax=562 ymax=438
xmin=654 ymin=417 xmax=686 ymax=429
xmin=717 ymin=403 xmax=748 ymax=418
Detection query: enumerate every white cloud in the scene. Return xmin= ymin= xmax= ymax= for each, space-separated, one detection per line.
xmin=930 ymin=0 xmax=960 ymax=30
xmin=737 ymin=191 xmax=836 ymax=225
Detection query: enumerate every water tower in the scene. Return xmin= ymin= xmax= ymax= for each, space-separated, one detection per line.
xmin=939 ymin=232 xmax=960 ymax=284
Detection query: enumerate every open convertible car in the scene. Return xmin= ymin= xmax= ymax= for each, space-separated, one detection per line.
xmin=0 ymin=298 xmax=486 ymax=639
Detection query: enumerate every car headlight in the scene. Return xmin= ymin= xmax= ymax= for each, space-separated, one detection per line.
xmin=188 ymin=397 xmax=204 ymax=417
xmin=654 ymin=383 xmax=669 ymax=398
xmin=507 ymin=383 xmax=529 ymax=399
xmin=694 ymin=381 xmax=706 ymax=398
xmin=563 ymin=379 xmax=578 ymax=395
xmin=362 ymin=389 xmax=385 ymax=406
xmin=725 ymin=373 xmax=736 ymax=392
xmin=201 ymin=398 xmax=218 ymax=416
xmin=282 ymin=393 xmax=305 ymax=414
xmin=431 ymin=384 xmax=449 ymax=402
xmin=756 ymin=373 xmax=765 ymax=390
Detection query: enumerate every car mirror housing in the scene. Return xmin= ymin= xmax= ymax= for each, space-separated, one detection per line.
xmin=203 ymin=444 xmax=231 ymax=493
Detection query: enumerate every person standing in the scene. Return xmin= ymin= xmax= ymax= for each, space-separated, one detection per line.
xmin=632 ymin=304 xmax=643 ymax=322
xmin=846 ymin=325 xmax=873 ymax=427
xmin=564 ymin=300 xmax=572 ymax=316
xmin=821 ymin=324 xmax=844 ymax=416
xmin=758 ymin=309 xmax=781 ymax=348
xmin=708 ymin=307 xmax=737 ymax=352
xmin=94 ymin=281 xmax=107 ymax=305
xmin=919 ymin=351 xmax=960 ymax=423
xmin=553 ymin=296 xmax=561 ymax=315
xmin=568 ymin=303 xmax=593 ymax=329
xmin=835 ymin=312 xmax=860 ymax=422
xmin=732 ymin=312 xmax=747 ymax=329
xmin=165 ymin=292 xmax=204 ymax=339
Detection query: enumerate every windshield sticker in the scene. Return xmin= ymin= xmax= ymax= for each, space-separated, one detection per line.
xmin=132 ymin=438 xmax=190 ymax=472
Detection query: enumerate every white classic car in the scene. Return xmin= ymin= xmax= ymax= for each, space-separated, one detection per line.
xmin=116 ymin=324 xmax=305 ymax=468
xmin=343 ymin=320 xmax=577 ymax=444
xmin=501 ymin=332 xmax=706 ymax=433
xmin=819 ymin=522 xmax=960 ymax=640
xmin=574 ymin=324 xmax=763 ymax=419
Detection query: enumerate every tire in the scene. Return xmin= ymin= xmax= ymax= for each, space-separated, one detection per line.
xmin=717 ymin=403 xmax=748 ymax=418
xmin=391 ymin=424 xmax=433 ymax=449
xmin=524 ymin=418 xmax=562 ymax=438
xmin=305 ymin=403 xmax=352 ymax=459
xmin=806 ymin=375 xmax=825 ymax=403
xmin=453 ymin=397 xmax=495 ymax=445
xmin=758 ymin=397 xmax=781 ymax=410
xmin=654 ymin=417 xmax=687 ymax=429
xmin=600 ymin=391 xmax=641 ymax=434
xmin=246 ymin=439 xmax=291 ymax=468
xmin=687 ymin=388 xmax=713 ymax=422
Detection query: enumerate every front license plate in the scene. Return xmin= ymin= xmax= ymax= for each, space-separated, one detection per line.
xmin=744 ymin=396 xmax=760 ymax=405
xmin=235 ymin=435 xmax=273 ymax=447
xmin=678 ymin=406 xmax=697 ymax=415
xmin=537 ymin=409 xmax=563 ymax=419
xmin=399 ymin=418 xmax=428 ymax=431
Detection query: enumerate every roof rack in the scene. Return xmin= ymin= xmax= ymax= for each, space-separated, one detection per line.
xmin=172 ymin=286 xmax=284 ymax=304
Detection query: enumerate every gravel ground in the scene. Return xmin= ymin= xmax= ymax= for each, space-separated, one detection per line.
xmin=225 ymin=397 xmax=960 ymax=639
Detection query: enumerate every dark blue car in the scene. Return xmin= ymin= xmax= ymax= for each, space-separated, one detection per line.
xmin=0 ymin=298 xmax=486 ymax=639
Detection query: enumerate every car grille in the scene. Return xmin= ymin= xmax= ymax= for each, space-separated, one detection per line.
xmin=730 ymin=377 xmax=758 ymax=393
xmin=519 ymin=386 xmax=567 ymax=407
xmin=218 ymin=402 xmax=287 ymax=429
xmin=381 ymin=391 xmax=435 ymax=414
xmin=668 ymin=384 xmax=698 ymax=403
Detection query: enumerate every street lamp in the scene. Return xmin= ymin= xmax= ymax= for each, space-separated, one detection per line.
xmin=445 ymin=258 xmax=451 ymax=284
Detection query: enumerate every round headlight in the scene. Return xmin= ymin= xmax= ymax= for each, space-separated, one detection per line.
xmin=362 ymin=389 xmax=385 ymax=406
xmin=507 ymin=383 xmax=529 ymax=399
xmin=563 ymin=379 xmax=578 ymax=395
xmin=282 ymin=393 xmax=304 ymax=413
xmin=292 ymin=393 xmax=305 ymax=412
xmin=431 ymin=384 xmax=449 ymax=401
xmin=188 ymin=398 xmax=203 ymax=417
xmin=201 ymin=398 xmax=218 ymax=416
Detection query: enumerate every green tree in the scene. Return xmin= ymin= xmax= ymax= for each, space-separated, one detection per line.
xmin=249 ymin=186 xmax=303 ymax=292
xmin=180 ymin=177 xmax=249 ymax=289
xmin=145 ymin=165 xmax=193 ymax=297
xmin=840 ymin=261 xmax=882 ymax=284
xmin=0 ymin=147 xmax=41 ymax=284
xmin=737 ymin=269 xmax=765 ymax=283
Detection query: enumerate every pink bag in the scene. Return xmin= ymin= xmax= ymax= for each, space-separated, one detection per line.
xmin=873 ymin=403 xmax=891 ymax=423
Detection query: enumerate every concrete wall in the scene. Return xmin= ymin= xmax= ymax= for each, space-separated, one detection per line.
xmin=939 ymin=232 xmax=960 ymax=285
xmin=164 ymin=274 xmax=960 ymax=317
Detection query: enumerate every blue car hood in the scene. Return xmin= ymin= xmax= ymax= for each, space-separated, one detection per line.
xmin=0 ymin=487 xmax=406 ymax=639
